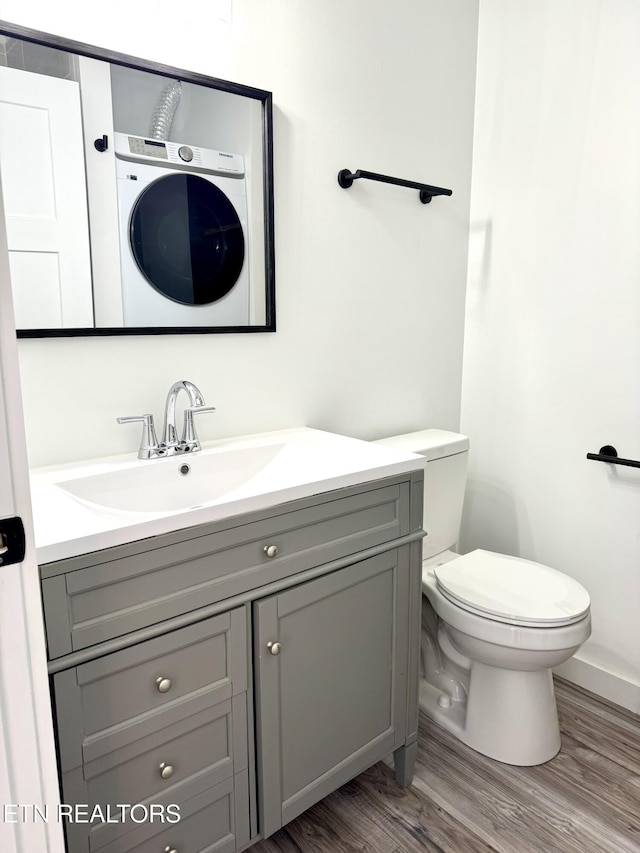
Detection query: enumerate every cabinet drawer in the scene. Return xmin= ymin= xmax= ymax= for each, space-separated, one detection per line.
xmin=54 ymin=611 xmax=246 ymax=773
xmin=44 ymin=480 xmax=409 ymax=657
xmin=66 ymin=770 xmax=250 ymax=853
xmin=65 ymin=697 xmax=245 ymax=811
xmin=62 ymin=698 xmax=248 ymax=852
xmin=99 ymin=773 xmax=248 ymax=853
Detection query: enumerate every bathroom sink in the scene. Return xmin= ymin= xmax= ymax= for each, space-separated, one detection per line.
xmin=30 ymin=427 xmax=424 ymax=563
xmin=57 ymin=442 xmax=286 ymax=514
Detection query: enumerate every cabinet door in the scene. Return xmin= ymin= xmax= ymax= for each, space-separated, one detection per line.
xmin=254 ymin=549 xmax=410 ymax=838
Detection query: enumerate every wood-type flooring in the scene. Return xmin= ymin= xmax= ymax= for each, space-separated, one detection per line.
xmin=251 ymin=678 xmax=640 ymax=852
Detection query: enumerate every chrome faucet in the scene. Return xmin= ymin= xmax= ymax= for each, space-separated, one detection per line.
xmin=118 ymin=380 xmax=216 ymax=459
xmin=161 ymin=380 xmax=216 ymax=454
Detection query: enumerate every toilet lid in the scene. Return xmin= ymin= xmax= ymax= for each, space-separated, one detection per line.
xmin=433 ymin=550 xmax=590 ymax=627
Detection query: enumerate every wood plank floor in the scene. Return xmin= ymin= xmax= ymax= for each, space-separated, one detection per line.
xmin=251 ymin=678 xmax=640 ymax=852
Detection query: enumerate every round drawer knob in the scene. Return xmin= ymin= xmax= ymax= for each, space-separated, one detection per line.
xmin=263 ymin=544 xmax=278 ymax=558
xmin=155 ymin=676 xmax=172 ymax=693
xmin=159 ymin=762 xmax=174 ymax=780
xmin=267 ymin=641 xmax=282 ymax=656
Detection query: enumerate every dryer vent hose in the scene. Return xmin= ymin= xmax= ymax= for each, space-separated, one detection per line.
xmin=148 ymin=80 xmax=183 ymax=141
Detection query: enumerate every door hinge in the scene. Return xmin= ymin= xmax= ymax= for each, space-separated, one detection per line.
xmin=0 ymin=517 xmax=26 ymax=566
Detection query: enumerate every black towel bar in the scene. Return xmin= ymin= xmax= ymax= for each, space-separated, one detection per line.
xmin=586 ymin=445 xmax=640 ymax=469
xmin=337 ymin=168 xmax=452 ymax=204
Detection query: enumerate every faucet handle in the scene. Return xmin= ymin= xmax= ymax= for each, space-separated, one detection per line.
xmin=117 ymin=414 xmax=162 ymax=460
xmin=182 ymin=406 xmax=216 ymax=452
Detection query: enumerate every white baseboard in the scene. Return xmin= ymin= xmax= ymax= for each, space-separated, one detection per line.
xmin=554 ymin=655 xmax=640 ymax=714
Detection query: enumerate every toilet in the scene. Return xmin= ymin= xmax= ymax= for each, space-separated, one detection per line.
xmin=376 ymin=429 xmax=591 ymax=766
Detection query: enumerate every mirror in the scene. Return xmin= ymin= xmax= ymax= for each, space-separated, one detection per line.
xmin=0 ymin=21 xmax=275 ymax=337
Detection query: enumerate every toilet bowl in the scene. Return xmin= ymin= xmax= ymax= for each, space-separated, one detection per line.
xmin=420 ymin=549 xmax=590 ymax=765
xmin=375 ymin=430 xmax=591 ymax=766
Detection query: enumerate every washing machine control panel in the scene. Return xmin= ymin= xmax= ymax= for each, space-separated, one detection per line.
xmin=125 ymin=136 xmax=169 ymax=160
xmin=114 ymin=133 xmax=245 ymax=177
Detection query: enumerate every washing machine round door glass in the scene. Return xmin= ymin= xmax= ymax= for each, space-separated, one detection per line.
xmin=129 ymin=173 xmax=245 ymax=305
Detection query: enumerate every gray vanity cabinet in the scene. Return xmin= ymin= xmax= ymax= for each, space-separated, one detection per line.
xmin=41 ymin=472 xmax=424 ymax=852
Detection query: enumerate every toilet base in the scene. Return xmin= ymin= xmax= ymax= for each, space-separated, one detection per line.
xmin=419 ymin=664 xmax=561 ymax=766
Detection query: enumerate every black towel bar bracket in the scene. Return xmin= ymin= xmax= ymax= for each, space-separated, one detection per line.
xmin=586 ymin=445 xmax=640 ymax=469
xmin=337 ymin=168 xmax=452 ymax=204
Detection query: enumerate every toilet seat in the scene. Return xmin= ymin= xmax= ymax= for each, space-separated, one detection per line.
xmin=433 ymin=549 xmax=591 ymax=627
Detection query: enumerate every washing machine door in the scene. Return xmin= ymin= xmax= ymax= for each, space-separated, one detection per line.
xmin=129 ymin=173 xmax=245 ymax=305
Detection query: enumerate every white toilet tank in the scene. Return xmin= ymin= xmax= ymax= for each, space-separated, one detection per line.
xmin=375 ymin=429 xmax=469 ymax=559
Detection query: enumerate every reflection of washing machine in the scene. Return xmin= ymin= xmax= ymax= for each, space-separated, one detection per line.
xmin=115 ymin=132 xmax=249 ymax=327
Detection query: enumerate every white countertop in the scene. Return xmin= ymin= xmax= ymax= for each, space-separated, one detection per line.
xmin=30 ymin=428 xmax=424 ymax=564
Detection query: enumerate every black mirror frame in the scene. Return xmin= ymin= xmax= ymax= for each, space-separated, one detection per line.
xmin=0 ymin=20 xmax=276 ymax=338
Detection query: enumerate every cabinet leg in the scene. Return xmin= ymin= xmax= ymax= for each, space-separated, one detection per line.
xmin=393 ymin=740 xmax=417 ymax=787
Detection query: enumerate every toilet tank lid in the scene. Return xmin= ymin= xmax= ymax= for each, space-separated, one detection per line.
xmin=375 ymin=429 xmax=469 ymax=461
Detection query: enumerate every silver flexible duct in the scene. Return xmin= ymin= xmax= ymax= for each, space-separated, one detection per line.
xmin=148 ymin=80 xmax=183 ymax=140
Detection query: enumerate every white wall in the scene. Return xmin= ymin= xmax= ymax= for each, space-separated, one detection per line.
xmin=0 ymin=0 xmax=479 ymax=469
xmin=461 ymin=0 xmax=640 ymax=711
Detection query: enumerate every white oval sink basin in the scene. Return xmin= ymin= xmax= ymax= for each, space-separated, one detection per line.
xmin=57 ymin=443 xmax=286 ymax=514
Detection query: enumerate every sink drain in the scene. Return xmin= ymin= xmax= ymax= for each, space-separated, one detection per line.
xmin=179 ymin=463 xmax=191 ymax=476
